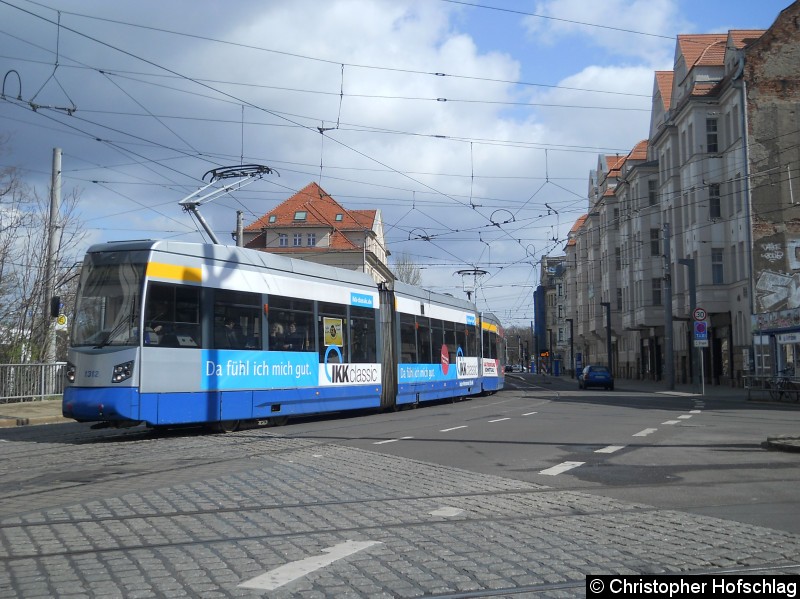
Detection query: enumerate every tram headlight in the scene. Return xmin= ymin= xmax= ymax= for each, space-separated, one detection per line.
xmin=112 ymin=360 xmax=134 ymax=383
xmin=66 ymin=362 xmax=76 ymax=383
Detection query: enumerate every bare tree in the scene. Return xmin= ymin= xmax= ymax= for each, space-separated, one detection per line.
xmin=392 ymin=252 xmax=422 ymax=286
xmin=0 ymin=140 xmax=86 ymax=362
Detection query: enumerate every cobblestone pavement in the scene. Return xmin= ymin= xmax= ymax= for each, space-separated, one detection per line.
xmin=1 ymin=426 xmax=799 ymax=598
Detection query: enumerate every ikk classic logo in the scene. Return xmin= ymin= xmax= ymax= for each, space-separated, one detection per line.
xmin=321 ymin=344 xmax=381 ymax=386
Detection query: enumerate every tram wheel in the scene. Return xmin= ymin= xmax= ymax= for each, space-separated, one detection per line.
xmin=211 ymin=420 xmax=240 ymax=434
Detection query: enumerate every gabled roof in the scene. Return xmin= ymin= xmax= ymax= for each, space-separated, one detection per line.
xmin=628 ymin=140 xmax=648 ymax=161
xmin=655 ymin=71 xmax=674 ymax=110
xmin=677 ymin=34 xmax=728 ymax=69
xmin=565 ymin=214 xmax=588 ymax=247
xmin=245 ymin=182 xmax=376 ymax=234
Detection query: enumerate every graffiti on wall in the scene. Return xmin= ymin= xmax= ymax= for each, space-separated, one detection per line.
xmin=755 ymin=237 xmax=800 ymax=313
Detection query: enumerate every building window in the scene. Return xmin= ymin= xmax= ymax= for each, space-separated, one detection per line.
xmin=706 ymin=118 xmax=718 ymax=153
xmin=615 ymin=247 xmax=621 ymax=270
xmin=651 ymin=278 xmax=662 ymax=306
xmin=268 ymin=215 xmax=276 ymax=223
xmin=712 ymin=248 xmax=724 ymax=284
xmin=278 ymin=234 xmax=288 ymax=247
xmin=650 ymin=228 xmax=660 ymax=257
xmin=335 ymin=213 xmax=343 ymax=221
xmin=558 ymin=305 xmax=563 ymax=319
xmin=709 ymin=183 xmax=721 ymax=219
xmin=648 ymin=179 xmax=657 ymax=206
xmin=307 ymin=233 xmax=316 ymax=246
xmin=617 ymin=287 xmax=622 ymax=311
xmin=293 ymin=233 xmax=302 ymax=247
xmin=294 ymin=211 xmax=307 ymax=221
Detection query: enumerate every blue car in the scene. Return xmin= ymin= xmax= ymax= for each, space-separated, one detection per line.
xmin=578 ymin=365 xmax=614 ymax=390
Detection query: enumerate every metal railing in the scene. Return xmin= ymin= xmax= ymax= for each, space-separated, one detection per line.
xmin=0 ymin=362 xmax=66 ymax=404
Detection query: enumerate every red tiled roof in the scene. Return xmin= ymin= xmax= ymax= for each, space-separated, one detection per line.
xmin=677 ymin=34 xmax=727 ymax=68
xmin=245 ymin=182 xmax=376 ymax=233
xmin=729 ymin=30 xmax=766 ymax=50
xmin=605 ymin=154 xmax=625 ymax=176
xmin=244 ymin=182 xmax=378 ymax=252
xmin=628 ymin=140 xmax=648 ymax=161
xmin=655 ymin=71 xmax=674 ymax=109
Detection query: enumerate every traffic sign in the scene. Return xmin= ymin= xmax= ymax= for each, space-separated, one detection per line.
xmin=694 ymin=320 xmax=708 ymax=338
xmin=693 ymin=307 xmax=707 ymax=321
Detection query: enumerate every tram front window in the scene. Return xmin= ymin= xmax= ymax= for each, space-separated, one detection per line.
xmin=71 ymin=252 xmax=146 ymax=348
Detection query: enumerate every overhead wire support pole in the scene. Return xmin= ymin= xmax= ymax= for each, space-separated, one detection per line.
xmin=178 ymin=164 xmax=278 ymax=245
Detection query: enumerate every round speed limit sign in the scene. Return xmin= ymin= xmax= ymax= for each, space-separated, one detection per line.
xmin=693 ymin=307 xmax=707 ymax=321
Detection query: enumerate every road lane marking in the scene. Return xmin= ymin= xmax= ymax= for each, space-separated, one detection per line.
xmin=690 ymin=410 xmax=701 ymax=414
xmin=373 ymin=436 xmax=413 ymax=445
xmin=522 ymin=411 xmax=538 ymax=416
xmin=633 ymin=428 xmax=657 ymax=437
xmin=440 ymin=425 xmax=467 ymax=432
xmin=488 ymin=417 xmax=510 ymax=423
xmin=662 ymin=420 xmax=680 ymax=425
xmin=678 ymin=415 xmax=692 ymax=419
xmin=239 ymin=540 xmax=382 ymax=591
xmin=539 ymin=461 xmax=584 ymax=476
xmin=595 ymin=445 xmax=625 ymax=453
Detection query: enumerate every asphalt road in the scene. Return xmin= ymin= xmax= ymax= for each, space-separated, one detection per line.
xmin=1 ymin=379 xmax=799 ymax=597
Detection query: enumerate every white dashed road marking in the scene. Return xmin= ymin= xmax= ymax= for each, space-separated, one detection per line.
xmin=633 ymin=428 xmax=657 ymax=437
xmin=522 ymin=411 xmax=538 ymax=416
xmin=662 ymin=420 xmax=680 ymax=425
xmin=373 ymin=436 xmax=413 ymax=445
xmin=595 ymin=445 xmax=625 ymax=454
xmin=488 ymin=417 xmax=510 ymax=423
xmin=539 ymin=461 xmax=584 ymax=476
xmin=440 ymin=425 xmax=467 ymax=432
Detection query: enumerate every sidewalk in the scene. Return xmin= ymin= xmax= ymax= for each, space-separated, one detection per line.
xmin=0 ymin=399 xmax=70 ymax=428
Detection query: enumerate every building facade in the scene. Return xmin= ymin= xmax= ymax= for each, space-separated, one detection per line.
xmin=554 ymin=3 xmax=800 ymax=386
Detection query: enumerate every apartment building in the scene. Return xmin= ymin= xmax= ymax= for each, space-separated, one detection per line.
xmin=556 ymin=2 xmax=800 ymax=386
xmin=241 ymin=182 xmax=393 ymax=284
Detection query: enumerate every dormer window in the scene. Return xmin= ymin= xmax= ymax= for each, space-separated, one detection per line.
xmin=294 ymin=211 xmax=307 ymax=221
xmin=335 ymin=214 xmax=343 ymax=221
xmin=268 ymin=215 xmax=276 ymax=223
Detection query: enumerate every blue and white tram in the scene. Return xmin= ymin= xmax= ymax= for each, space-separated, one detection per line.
xmin=63 ymin=240 xmax=505 ymax=430
xmin=480 ymin=312 xmax=506 ymax=394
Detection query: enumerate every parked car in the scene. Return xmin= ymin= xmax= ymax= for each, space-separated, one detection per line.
xmin=578 ymin=365 xmax=614 ymax=390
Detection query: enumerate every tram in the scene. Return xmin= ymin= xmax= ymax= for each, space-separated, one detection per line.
xmin=62 ymin=240 xmax=506 ymax=431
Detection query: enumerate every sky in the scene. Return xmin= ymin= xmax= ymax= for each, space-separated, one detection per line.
xmin=0 ymin=0 xmax=792 ymax=328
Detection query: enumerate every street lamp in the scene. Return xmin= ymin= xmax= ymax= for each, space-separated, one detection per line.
xmin=600 ymin=301 xmax=612 ymax=374
xmin=565 ymin=318 xmax=574 ymax=377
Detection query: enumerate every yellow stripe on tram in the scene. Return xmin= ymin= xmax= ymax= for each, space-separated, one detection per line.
xmin=482 ymin=321 xmax=498 ymax=334
xmin=146 ymin=262 xmax=203 ymax=283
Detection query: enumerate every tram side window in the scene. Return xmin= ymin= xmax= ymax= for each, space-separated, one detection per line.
xmin=464 ymin=323 xmax=478 ymax=357
xmin=455 ymin=323 xmax=467 ymax=354
xmin=350 ymin=306 xmax=377 ymax=363
xmin=430 ymin=319 xmax=445 ymax=365
xmin=319 ymin=302 xmax=348 ymax=362
xmin=483 ymin=331 xmax=497 ymax=359
xmin=481 ymin=329 xmax=496 ymax=358
xmin=399 ymin=313 xmax=417 ymax=364
xmin=213 ymin=289 xmax=262 ymax=350
xmin=145 ymin=283 xmax=201 ymax=347
xmin=268 ymin=296 xmax=314 ymax=352
xmin=416 ymin=316 xmax=432 ymax=363
xmin=444 ymin=320 xmax=458 ymax=365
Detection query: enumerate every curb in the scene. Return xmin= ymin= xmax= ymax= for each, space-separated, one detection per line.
xmin=762 ymin=436 xmax=800 ymax=453
xmin=0 ymin=416 xmax=70 ymax=428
